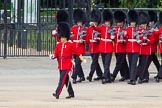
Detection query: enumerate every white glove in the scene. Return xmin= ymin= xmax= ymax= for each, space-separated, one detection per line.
xmin=89 ymin=22 xmax=95 ymax=26
xmin=143 ymin=36 xmax=147 ymax=40
xmin=111 ymin=35 xmax=115 ymax=40
xmin=80 ymin=40 xmax=84 ymax=43
xmin=141 ymin=43 xmax=147 ymax=45
xmin=49 ymin=54 xmax=54 ymax=59
xmin=52 ymin=30 xmax=57 ymax=35
xmin=137 ymin=40 xmax=141 ymax=44
xmin=83 ymin=59 xmax=87 ymax=63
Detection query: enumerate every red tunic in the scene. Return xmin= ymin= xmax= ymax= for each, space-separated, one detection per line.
xmin=70 ymin=25 xmax=86 ymax=55
xmin=125 ymin=27 xmax=140 ymax=53
xmin=94 ymin=25 xmax=113 ymax=53
xmin=85 ymin=27 xmax=100 ymax=54
xmin=54 ymin=41 xmax=79 ymax=70
xmin=151 ymin=31 xmax=159 ymax=53
xmin=113 ymin=26 xmax=126 ymax=53
xmin=138 ymin=28 xmax=154 ymax=55
xmin=156 ymin=28 xmax=162 ymax=53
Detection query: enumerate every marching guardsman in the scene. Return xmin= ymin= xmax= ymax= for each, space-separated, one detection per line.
xmin=125 ymin=9 xmax=140 ymax=85
xmin=90 ymin=9 xmax=114 ymax=84
xmin=154 ymin=12 xmax=162 ymax=82
xmin=111 ymin=10 xmax=129 ymax=82
xmin=143 ymin=10 xmax=160 ymax=82
xmin=135 ymin=12 xmax=154 ymax=84
xmin=71 ymin=9 xmax=87 ymax=84
xmin=86 ymin=9 xmax=103 ymax=82
xmin=51 ymin=10 xmax=69 ymax=44
xmin=52 ymin=22 xmax=78 ymax=99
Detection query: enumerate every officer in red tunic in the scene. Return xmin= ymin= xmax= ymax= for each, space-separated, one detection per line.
xmin=111 ymin=10 xmax=129 ymax=82
xmin=135 ymin=12 xmax=154 ymax=84
xmin=71 ymin=9 xmax=87 ymax=84
xmin=125 ymin=9 xmax=140 ymax=85
xmin=52 ymin=22 xmax=79 ymax=99
xmin=143 ymin=10 xmax=160 ymax=82
xmin=86 ymin=9 xmax=103 ymax=82
xmin=51 ymin=10 xmax=69 ymax=44
xmin=154 ymin=12 xmax=162 ymax=82
xmin=90 ymin=9 xmax=114 ymax=84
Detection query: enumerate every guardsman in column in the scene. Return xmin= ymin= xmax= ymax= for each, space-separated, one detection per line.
xmin=155 ymin=12 xmax=162 ymax=82
xmin=144 ymin=10 xmax=160 ymax=82
xmin=86 ymin=9 xmax=103 ymax=82
xmin=51 ymin=10 xmax=69 ymax=44
xmin=90 ymin=9 xmax=114 ymax=84
xmin=71 ymin=9 xmax=87 ymax=84
xmin=125 ymin=9 xmax=140 ymax=85
xmin=136 ymin=12 xmax=154 ymax=84
xmin=52 ymin=22 xmax=83 ymax=99
xmin=111 ymin=10 xmax=129 ymax=82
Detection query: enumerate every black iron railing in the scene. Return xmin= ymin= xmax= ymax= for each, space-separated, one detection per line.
xmin=0 ymin=0 xmax=161 ymax=58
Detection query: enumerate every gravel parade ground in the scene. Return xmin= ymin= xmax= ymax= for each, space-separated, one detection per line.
xmin=0 ymin=57 xmax=162 ymax=108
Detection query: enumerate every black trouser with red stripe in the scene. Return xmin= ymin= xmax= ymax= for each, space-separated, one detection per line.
xmin=72 ymin=54 xmax=85 ymax=80
xmin=101 ymin=53 xmax=112 ymax=80
xmin=88 ymin=53 xmax=103 ymax=78
xmin=136 ymin=55 xmax=149 ymax=80
xmin=143 ymin=52 xmax=160 ymax=79
xmin=56 ymin=70 xmax=74 ymax=96
xmin=128 ymin=53 xmax=139 ymax=81
xmin=112 ymin=53 xmax=129 ymax=78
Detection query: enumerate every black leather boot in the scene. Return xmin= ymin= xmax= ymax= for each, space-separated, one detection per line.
xmin=53 ymin=93 xmax=59 ymax=99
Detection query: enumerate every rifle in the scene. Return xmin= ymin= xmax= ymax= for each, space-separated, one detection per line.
xmin=107 ymin=25 xmax=116 ymax=40
xmin=133 ymin=26 xmax=140 ymax=41
xmin=78 ymin=24 xmax=86 ymax=42
xmin=142 ymin=23 xmax=159 ymax=43
xmin=108 ymin=28 xmax=116 ymax=36
xmin=148 ymin=22 xmax=158 ymax=32
xmin=118 ymin=23 xmax=127 ymax=41
xmin=93 ymin=30 xmax=101 ymax=40
xmin=142 ymin=29 xmax=151 ymax=43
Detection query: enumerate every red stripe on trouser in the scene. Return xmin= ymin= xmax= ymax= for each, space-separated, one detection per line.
xmin=58 ymin=70 xmax=69 ymax=95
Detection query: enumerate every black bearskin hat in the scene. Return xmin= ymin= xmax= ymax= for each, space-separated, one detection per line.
xmin=114 ymin=10 xmax=126 ymax=23
xmin=56 ymin=10 xmax=69 ymax=23
xmin=148 ymin=10 xmax=157 ymax=23
xmin=58 ymin=22 xmax=70 ymax=40
xmin=73 ymin=9 xmax=87 ymax=24
xmin=127 ymin=9 xmax=138 ymax=23
xmin=159 ymin=12 xmax=162 ymax=25
xmin=90 ymin=9 xmax=101 ymax=24
xmin=102 ymin=9 xmax=113 ymax=23
xmin=138 ymin=11 xmax=149 ymax=25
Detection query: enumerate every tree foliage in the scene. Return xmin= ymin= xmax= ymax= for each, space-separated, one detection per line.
xmin=0 ymin=0 xmax=162 ymax=9
xmin=118 ymin=0 xmax=162 ymax=8
xmin=92 ymin=0 xmax=162 ymax=8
